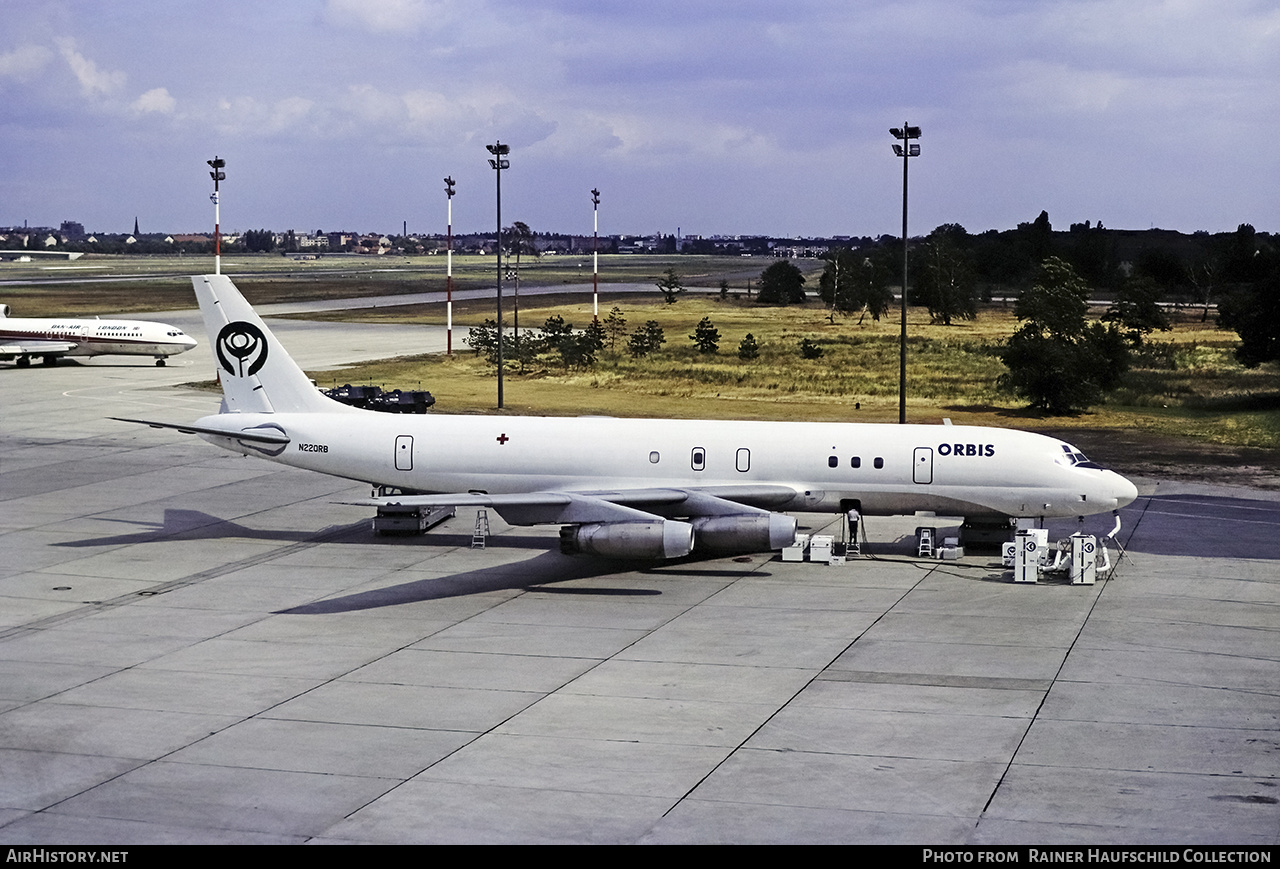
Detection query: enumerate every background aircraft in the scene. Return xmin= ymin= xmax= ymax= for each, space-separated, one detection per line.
xmin=115 ymin=274 xmax=1137 ymax=558
xmin=0 ymin=305 xmax=197 ymax=366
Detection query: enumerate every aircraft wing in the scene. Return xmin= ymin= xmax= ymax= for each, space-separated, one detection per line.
xmin=345 ymin=490 xmax=677 ymax=526
xmin=0 ymin=340 xmax=77 ymax=356
xmin=345 ymin=486 xmax=800 ymax=557
xmin=346 ymin=484 xmax=805 ymax=522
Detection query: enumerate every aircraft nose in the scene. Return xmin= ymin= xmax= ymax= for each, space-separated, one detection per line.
xmin=1110 ymin=472 xmax=1138 ymax=509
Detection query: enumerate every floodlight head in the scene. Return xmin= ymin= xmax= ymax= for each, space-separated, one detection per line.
xmin=890 ymin=127 xmax=904 ymax=139
xmin=444 ymin=176 xmax=456 ymax=197
xmin=905 ymin=125 xmax=922 ymax=138
xmin=486 ymin=143 xmax=510 ymax=156
xmin=909 ymin=143 xmax=921 ymax=156
xmin=892 ymin=144 xmax=904 ymax=157
xmin=207 ymin=157 xmax=225 ymax=169
xmin=591 ymin=188 xmax=600 ymax=206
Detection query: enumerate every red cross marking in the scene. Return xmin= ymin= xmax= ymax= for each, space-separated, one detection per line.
xmin=496 ymin=433 xmax=509 ymax=444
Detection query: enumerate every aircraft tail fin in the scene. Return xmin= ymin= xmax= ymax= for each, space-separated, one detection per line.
xmin=194 ymin=274 xmax=346 ymax=414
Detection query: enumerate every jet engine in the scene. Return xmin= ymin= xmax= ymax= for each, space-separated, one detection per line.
xmin=560 ymin=520 xmax=695 ymax=559
xmin=691 ymin=513 xmax=797 ymax=553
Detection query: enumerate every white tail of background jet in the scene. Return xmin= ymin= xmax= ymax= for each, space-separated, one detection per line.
xmin=195 ymin=274 xmax=351 ymax=415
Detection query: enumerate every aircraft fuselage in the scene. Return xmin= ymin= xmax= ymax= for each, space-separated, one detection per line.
xmin=198 ymin=411 xmax=1137 ymax=520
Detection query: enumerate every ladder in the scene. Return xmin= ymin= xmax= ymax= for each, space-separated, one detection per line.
xmin=471 ymin=509 xmax=490 ymax=549
xmin=917 ymin=527 xmax=935 ymax=558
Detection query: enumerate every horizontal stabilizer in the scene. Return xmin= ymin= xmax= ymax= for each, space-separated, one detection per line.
xmin=111 ymin=416 xmax=292 ymax=445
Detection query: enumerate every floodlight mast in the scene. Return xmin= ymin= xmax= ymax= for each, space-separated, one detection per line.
xmin=486 ymin=143 xmax=510 ymax=409
xmin=444 ymin=176 xmax=456 ymax=356
xmin=889 ymin=124 xmax=921 ymax=425
xmin=207 ymin=157 xmax=226 ymax=275
xmin=591 ymin=188 xmax=601 ymax=319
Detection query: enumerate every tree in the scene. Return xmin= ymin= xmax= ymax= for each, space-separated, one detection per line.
xmin=581 ymin=319 xmax=607 ymax=359
xmin=1027 ymin=209 xmax=1053 ymax=262
xmin=851 ymin=253 xmax=894 ymax=323
xmin=737 ymin=333 xmax=760 ymax=360
xmin=504 ymin=221 xmax=537 ymax=263
xmin=1103 ymin=276 xmax=1171 ymax=347
xmin=1220 ymin=223 xmax=1265 ymax=284
xmin=506 ymin=331 xmax=542 ymax=372
xmin=603 ymin=306 xmax=627 ymax=348
xmin=242 ymin=229 xmax=275 ymax=253
xmin=656 ymin=268 xmax=684 ymax=304
xmin=998 ymin=257 xmax=1129 ymax=414
xmin=756 ymin=260 xmax=806 ymax=305
xmin=628 ymin=321 xmax=666 ymax=357
xmin=465 ymin=319 xmax=499 ymax=365
xmin=690 ymin=317 xmax=719 ymax=354
xmin=798 ymin=338 xmax=824 ymax=359
xmin=818 ymin=248 xmax=859 ymax=321
xmin=532 ymin=315 xmax=606 ymax=370
xmin=1218 ymin=267 xmax=1280 ymax=367
xmin=913 ymin=228 xmax=978 ymax=325
xmin=539 ymin=314 xmax=573 ymax=354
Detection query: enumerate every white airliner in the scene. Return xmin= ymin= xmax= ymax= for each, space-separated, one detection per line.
xmin=114 ymin=274 xmax=1138 ymax=558
xmin=0 ymin=305 xmax=198 ymax=367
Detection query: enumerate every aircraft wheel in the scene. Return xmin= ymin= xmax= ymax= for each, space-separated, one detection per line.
xmin=155 ymin=359 xmax=166 ymax=367
xmin=15 ymin=356 xmax=30 ymax=368
xmin=42 ymin=355 xmax=57 ymax=366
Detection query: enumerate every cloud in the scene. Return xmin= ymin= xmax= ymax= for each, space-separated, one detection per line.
xmin=214 ymin=95 xmax=319 ymax=138
xmin=132 ymin=87 xmax=175 ymax=114
xmin=0 ymin=44 xmax=53 ymax=81
xmin=55 ymin=37 xmax=126 ymax=96
xmin=323 ymin=0 xmax=444 ymax=35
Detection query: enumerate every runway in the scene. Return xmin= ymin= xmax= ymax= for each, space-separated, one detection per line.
xmin=1 ymin=317 xmax=1278 ymax=844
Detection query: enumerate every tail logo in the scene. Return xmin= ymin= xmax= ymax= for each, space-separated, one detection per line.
xmin=216 ymin=321 xmax=268 ymax=377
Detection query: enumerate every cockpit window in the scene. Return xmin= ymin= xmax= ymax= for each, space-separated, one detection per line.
xmin=1060 ymin=444 xmax=1106 ymax=470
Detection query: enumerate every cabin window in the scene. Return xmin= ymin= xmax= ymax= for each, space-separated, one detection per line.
xmin=649 ymin=451 xmax=660 ymax=464
xmin=736 ymin=448 xmax=750 ymax=473
xmin=851 ymin=456 xmax=861 ymax=468
xmin=691 ymin=448 xmax=705 ymax=471
xmin=828 ymin=455 xmax=838 ymax=468
xmin=874 ymin=457 xmax=884 ymax=469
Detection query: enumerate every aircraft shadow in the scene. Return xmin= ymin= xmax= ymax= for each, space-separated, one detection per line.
xmin=53 ymin=509 xmax=362 ymax=547
xmin=54 ymin=508 xmax=558 ymax=550
xmin=278 ymin=550 xmax=671 ymax=613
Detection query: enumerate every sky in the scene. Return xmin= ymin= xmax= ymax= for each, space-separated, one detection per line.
xmin=2 ymin=0 xmax=1278 ymax=239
